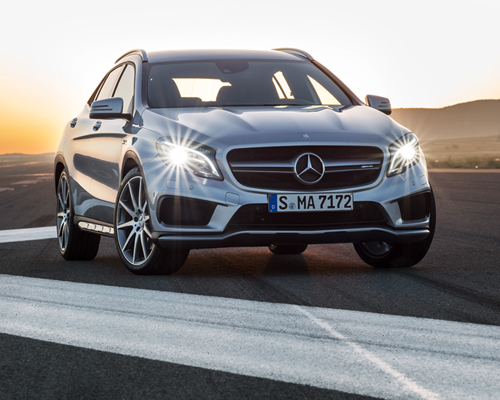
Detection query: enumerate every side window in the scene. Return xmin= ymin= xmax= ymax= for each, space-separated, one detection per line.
xmin=113 ymin=64 xmax=135 ymax=114
xmin=95 ymin=65 xmax=125 ymax=102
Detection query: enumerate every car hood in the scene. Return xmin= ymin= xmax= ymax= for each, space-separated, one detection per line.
xmin=142 ymin=105 xmax=410 ymax=150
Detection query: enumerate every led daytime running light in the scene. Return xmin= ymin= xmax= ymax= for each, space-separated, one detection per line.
xmin=387 ymin=133 xmax=420 ymax=177
xmin=156 ymin=139 xmax=222 ymax=180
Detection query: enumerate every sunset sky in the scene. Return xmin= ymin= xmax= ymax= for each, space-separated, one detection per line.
xmin=1 ymin=0 xmax=499 ymax=154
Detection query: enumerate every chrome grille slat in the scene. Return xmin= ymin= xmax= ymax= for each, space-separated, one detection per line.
xmin=227 ymin=146 xmax=384 ymax=190
xmin=229 ymin=161 xmax=294 ymax=168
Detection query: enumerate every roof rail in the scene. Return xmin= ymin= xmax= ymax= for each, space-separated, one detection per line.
xmin=272 ymin=48 xmax=314 ymax=61
xmin=115 ymin=49 xmax=148 ymax=64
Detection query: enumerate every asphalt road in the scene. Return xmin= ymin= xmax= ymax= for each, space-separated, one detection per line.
xmin=0 ymin=160 xmax=499 ymax=399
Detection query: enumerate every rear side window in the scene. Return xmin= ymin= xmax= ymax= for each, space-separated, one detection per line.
xmin=95 ymin=65 xmax=125 ymax=102
xmin=113 ymin=64 xmax=135 ymax=114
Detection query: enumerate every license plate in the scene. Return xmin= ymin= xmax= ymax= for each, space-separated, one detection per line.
xmin=268 ymin=193 xmax=353 ymax=213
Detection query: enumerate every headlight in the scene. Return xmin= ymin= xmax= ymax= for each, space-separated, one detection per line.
xmin=387 ymin=133 xmax=420 ymax=177
xmin=156 ymin=138 xmax=223 ymax=180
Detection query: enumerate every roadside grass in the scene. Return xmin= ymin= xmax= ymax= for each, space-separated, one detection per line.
xmin=426 ymin=155 xmax=500 ymax=169
xmin=423 ymin=135 xmax=500 ymax=169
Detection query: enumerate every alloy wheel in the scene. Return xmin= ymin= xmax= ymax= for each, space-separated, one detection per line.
xmin=57 ymin=175 xmax=71 ymax=251
xmin=116 ymin=176 xmax=155 ymax=266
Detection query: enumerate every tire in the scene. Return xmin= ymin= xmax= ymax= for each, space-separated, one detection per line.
xmin=269 ymin=244 xmax=308 ymax=255
xmin=56 ymin=170 xmax=100 ymax=260
xmin=114 ymin=168 xmax=189 ymax=275
xmin=353 ymin=188 xmax=436 ymax=268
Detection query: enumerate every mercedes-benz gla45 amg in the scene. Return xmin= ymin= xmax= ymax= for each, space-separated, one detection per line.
xmin=54 ymin=48 xmax=435 ymax=274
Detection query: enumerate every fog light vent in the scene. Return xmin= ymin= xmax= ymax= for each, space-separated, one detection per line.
xmin=398 ymin=192 xmax=431 ymax=221
xmin=158 ymin=196 xmax=218 ymax=226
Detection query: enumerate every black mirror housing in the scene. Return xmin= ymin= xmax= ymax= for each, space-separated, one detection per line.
xmin=90 ymin=97 xmax=131 ymax=120
xmin=365 ymin=95 xmax=392 ymax=115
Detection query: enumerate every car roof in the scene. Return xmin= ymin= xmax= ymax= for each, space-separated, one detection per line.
xmin=145 ymin=49 xmax=309 ymax=63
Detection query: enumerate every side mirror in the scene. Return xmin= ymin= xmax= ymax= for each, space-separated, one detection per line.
xmin=365 ymin=95 xmax=392 ymax=115
xmin=90 ymin=97 xmax=131 ymax=120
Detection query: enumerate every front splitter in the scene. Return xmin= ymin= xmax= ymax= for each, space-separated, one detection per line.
xmin=154 ymin=227 xmax=430 ymax=250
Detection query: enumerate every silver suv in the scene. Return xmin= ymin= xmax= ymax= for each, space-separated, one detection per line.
xmin=54 ymin=48 xmax=435 ymax=274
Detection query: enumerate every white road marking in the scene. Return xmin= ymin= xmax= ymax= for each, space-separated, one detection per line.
xmin=295 ymin=306 xmax=440 ymax=400
xmin=0 ymin=226 xmax=56 ymax=244
xmin=1 ymin=275 xmax=499 ymax=399
xmin=12 ymin=179 xmax=48 ymax=185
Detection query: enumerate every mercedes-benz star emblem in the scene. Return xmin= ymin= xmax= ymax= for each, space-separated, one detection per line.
xmin=294 ymin=153 xmax=325 ymax=185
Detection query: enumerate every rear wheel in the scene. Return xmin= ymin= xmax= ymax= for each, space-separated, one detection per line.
xmin=269 ymin=244 xmax=308 ymax=255
xmin=114 ymin=168 xmax=189 ymax=275
xmin=56 ymin=170 xmax=100 ymax=260
xmin=354 ymin=188 xmax=436 ymax=268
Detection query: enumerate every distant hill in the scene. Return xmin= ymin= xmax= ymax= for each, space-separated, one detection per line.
xmin=391 ymin=99 xmax=500 ymax=141
xmin=0 ymin=153 xmax=54 ymax=167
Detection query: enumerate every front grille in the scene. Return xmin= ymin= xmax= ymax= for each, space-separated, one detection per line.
xmin=228 ymin=202 xmax=387 ymax=231
xmin=227 ymin=146 xmax=384 ymax=190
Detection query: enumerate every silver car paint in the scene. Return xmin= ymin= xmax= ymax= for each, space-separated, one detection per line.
xmin=56 ymin=51 xmax=431 ymax=248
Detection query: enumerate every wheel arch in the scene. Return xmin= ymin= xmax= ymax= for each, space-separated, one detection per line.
xmin=54 ymin=154 xmax=67 ymax=193
xmin=121 ymin=151 xmax=143 ymax=182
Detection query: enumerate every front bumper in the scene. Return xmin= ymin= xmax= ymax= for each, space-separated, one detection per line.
xmin=143 ymin=150 xmax=431 ymax=250
xmin=153 ymin=226 xmax=430 ymax=250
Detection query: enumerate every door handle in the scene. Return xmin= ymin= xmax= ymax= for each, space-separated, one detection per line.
xmin=70 ymin=118 xmax=78 ymax=128
xmin=93 ymin=121 xmax=102 ymax=131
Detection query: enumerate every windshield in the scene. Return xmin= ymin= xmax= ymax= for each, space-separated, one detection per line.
xmin=147 ymin=60 xmax=352 ymax=108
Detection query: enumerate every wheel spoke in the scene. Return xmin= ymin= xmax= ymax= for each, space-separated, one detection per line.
xmin=122 ymin=229 xmax=135 ymax=251
xmin=58 ymin=220 xmax=66 ymax=238
xmin=58 ymin=193 xmax=65 ymax=210
xmin=128 ymin=182 xmax=139 ymax=212
xmin=65 ymin=183 xmax=69 ymax=205
xmin=119 ymin=200 xmax=135 ymax=217
xmin=117 ymin=220 xmax=135 ymax=230
xmin=57 ymin=221 xmax=66 ymax=237
xmin=138 ymin=179 xmax=142 ymax=211
xmin=61 ymin=178 xmax=66 ymax=201
xmin=132 ymin=233 xmax=139 ymax=263
xmin=57 ymin=212 xmax=66 ymax=218
xmin=143 ymin=225 xmax=152 ymax=239
xmin=60 ymin=227 xmax=65 ymax=249
xmin=140 ymin=231 xmax=148 ymax=260
xmin=63 ymin=223 xmax=69 ymax=248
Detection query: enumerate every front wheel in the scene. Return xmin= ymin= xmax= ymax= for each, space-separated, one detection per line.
xmin=114 ymin=168 xmax=189 ymax=275
xmin=354 ymin=188 xmax=436 ymax=268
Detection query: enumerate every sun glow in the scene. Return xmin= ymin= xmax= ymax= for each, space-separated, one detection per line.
xmin=1 ymin=1 xmax=498 ymax=155
xmin=173 ymin=79 xmax=231 ymax=102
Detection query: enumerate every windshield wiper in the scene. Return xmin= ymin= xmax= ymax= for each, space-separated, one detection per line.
xmin=219 ymin=103 xmax=310 ymax=107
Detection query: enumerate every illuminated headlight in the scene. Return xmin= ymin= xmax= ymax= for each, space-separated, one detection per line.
xmin=156 ymin=138 xmax=223 ymax=180
xmin=387 ymin=133 xmax=421 ymax=177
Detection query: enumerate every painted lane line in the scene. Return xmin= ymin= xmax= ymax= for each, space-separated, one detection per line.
xmin=295 ymin=306 xmax=440 ymax=400
xmin=1 ymin=274 xmax=499 ymax=399
xmin=0 ymin=226 xmax=56 ymax=244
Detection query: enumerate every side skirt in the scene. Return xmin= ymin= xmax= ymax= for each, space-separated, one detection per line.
xmin=74 ymin=216 xmax=115 ymax=237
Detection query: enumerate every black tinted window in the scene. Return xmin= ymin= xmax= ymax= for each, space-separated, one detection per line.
xmin=95 ymin=65 xmax=124 ymax=102
xmin=113 ymin=64 xmax=135 ymax=114
xmin=147 ymin=60 xmax=351 ymax=108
